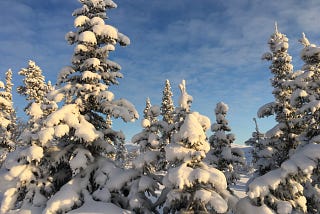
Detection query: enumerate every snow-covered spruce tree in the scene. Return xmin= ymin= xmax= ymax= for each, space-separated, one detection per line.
xmin=17 ymin=60 xmax=57 ymax=142
xmin=288 ymin=33 xmax=320 ymax=213
xmin=0 ymin=62 xmax=59 ymax=214
xmin=159 ymin=79 xmax=175 ymax=170
xmin=0 ymin=69 xmax=16 ymax=164
xmin=244 ymin=118 xmax=266 ymax=170
xmin=236 ymin=143 xmax=320 ymax=214
xmin=256 ymin=23 xmax=297 ymax=175
xmin=17 ymin=60 xmax=51 ymax=107
xmin=0 ymin=1 xmax=139 ymax=213
xmin=208 ymin=102 xmax=245 ymax=185
xmin=159 ymin=80 xmax=236 ymax=214
xmin=128 ymin=98 xmax=165 ymax=213
xmin=236 ymin=32 xmax=320 ymax=214
xmin=161 ymin=79 xmax=175 ymax=126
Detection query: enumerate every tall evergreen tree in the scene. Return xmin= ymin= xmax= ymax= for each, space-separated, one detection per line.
xmin=288 ymin=32 xmax=320 ymax=213
xmin=0 ymin=69 xmax=16 ymax=164
xmin=236 ymin=30 xmax=320 ymax=214
xmin=17 ymin=60 xmax=50 ymax=105
xmin=0 ymin=1 xmax=138 ymax=213
xmin=161 ymin=79 xmax=174 ymax=125
xmin=256 ymin=23 xmax=297 ymax=175
xmin=244 ymin=118 xmax=266 ymax=169
xmin=160 ymin=80 xmax=235 ymax=214
xmin=208 ymin=102 xmax=245 ymax=185
xmin=129 ymin=98 xmax=164 ymax=213
xmin=159 ymin=80 xmax=175 ymax=171
xmin=17 ymin=61 xmax=57 ymax=144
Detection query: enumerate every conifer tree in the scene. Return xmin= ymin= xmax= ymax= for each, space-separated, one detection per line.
xmin=208 ymin=102 xmax=245 ymax=185
xmin=161 ymin=79 xmax=174 ymax=125
xmin=244 ymin=118 xmax=266 ymax=169
xmin=256 ymin=23 xmax=297 ymax=175
xmin=237 ymin=30 xmax=320 ymax=214
xmin=129 ymin=98 xmax=164 ymax=213
xmin=17 ymin=61 xmax=57 ymax=143
xmin=0 ymin=69 xmax=16 ymax=164
xmin=0 ymin=1 xmax=138 ymax=213
xmin=18 ymin=60 xmax=50 ymax=105
xmin=288 ymin=33 xmax=320 ymax=213
xmin=159 ymin=80 xmax=175 ymax=170
xmin=160 ymin=80 xmax=235 ymax=214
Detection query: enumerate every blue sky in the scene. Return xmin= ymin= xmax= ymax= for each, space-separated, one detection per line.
xmin=1 ymin=0 xmax=320 ymax=144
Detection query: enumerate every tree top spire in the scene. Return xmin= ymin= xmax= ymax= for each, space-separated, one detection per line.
xmin=274 ymin=21 xmax=278 ymax=34
xmin=299 ymin=32 xmax=310 ymax=47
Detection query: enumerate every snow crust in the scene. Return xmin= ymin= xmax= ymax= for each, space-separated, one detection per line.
xmin=74 ymin=15 xmax=89 ymax=27
xmin=28 ymin=102 xmax=43 ymax=119
xmin=257 ymin=102 xmax=276 ymax=118
xmin=93 ymin=24 xmax=118 ymax=41
xmin=173 ymin=113 xmax=210 ymax=152
xmin=236 ymin=197 xmax=275 ymax=214
xmin=79 ymin=31 xmax=97 ymax=44
xmin=67 ymin=200 xmax=131 ymax=214
xmin=178 ymin=80 xmax=193 ymax=111
xmin=164 ymin=162 xmax=227 ymax=190
xmin=247 ymin=143 xmax=320 ymax=212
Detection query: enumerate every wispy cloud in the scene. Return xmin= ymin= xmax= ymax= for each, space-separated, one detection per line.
xmin=2 ymin=0 xmax=320 ymax=143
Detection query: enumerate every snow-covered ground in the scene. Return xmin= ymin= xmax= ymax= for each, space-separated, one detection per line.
xmin=0 ymin=144 xmax=252 ymax=213
xmin=230 ymin=144 xmax=252 ymax=199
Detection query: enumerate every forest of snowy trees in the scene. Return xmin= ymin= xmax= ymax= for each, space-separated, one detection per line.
xmin=1 ymin=0 xmax=320 ymax=213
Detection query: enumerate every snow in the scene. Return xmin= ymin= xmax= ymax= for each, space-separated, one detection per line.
xmin=247 ymin=169 xmax=282 ymax=199
xmin=236 ymin=197 xmax=275 ymax=214
xmin=173 ymin=113 xmax=210 ymax=152
xmin=28 ymin=102 xmax=43 ymax=119
xmin=38 ymin=127 xmax=55 ymax=146
xmin=0 ymin=116 xmax=10 ymax=129
xmin=74 ymin=15 xmax=89 ymax=27
xmin=290 ymin=89 xmax=308 ymax=106
xmin=57 ymin=66 xmax=75 ymax=84
xmin=92 ymin=186 xmax=111 ymax=202
xmin=75 ymin=115 xmax=103 ymax=142
xmin=0 ymin=81 xmax=4 ymax=88
xmin=70 ymin=148 xmax=93 ymax=175
xmin=300 ymin=100 xmax=320 ymax=114
xmin=165 ymin=143 xmax=206 ymax=163
xmin=215 ymin=101 xmax=229 ymax=114
xmin=90 ymin=17 xmax=105 ymax=26
xmin=265 ymin=123 xmax=284 ymax=138
xmin=178 ymin=80 xmax=193 ymax=111
xmin=20 ymin=145 xmax=44 ymax=163
xmin=44 ymin=179 xmax=81 ymax=214
xmin=74 ymin=44 xmax=89 ymax=53
xmin=0 ymin=96 xmax=11 ymax=108
xmin=300 ymin=42 xmax=320 ymax=62
xmin=98 ymin=91 xmax=114 ymax=102
xmin=277 ymin=201 xmax=292 ymax=214
xmin=164 ymin=162 xmax=227 ymax=191
xmin=67 ymin=200 xmax=131 ymax=214
xmin=82 ymin=70 xmax=101 ymax=80
xmin=79 ymin=31 xmax=97 ymax=44
xmin=105 ymin=0 xmax=117 ymax=8
xmin=54 ymin=124 xmax=70 ymax=137
xmin=1 ymin=188 xmax=18 ymax=214
xmin=141 ymin=118 xmax=150 ymax=128
xmin=81 ymin=58 xmax=101 ymax=69
xmin=245 ymin=143 xmax=320 ymax=213
xmin=118 ymin=32 xmax=130 ymax=46
xmin=257 ymin=102 xmax=275 ymax=118
xmin=93 ymin=24 xmax=118 ymax=41
xmin=192 ymin=111 xmax=211 ymax=131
